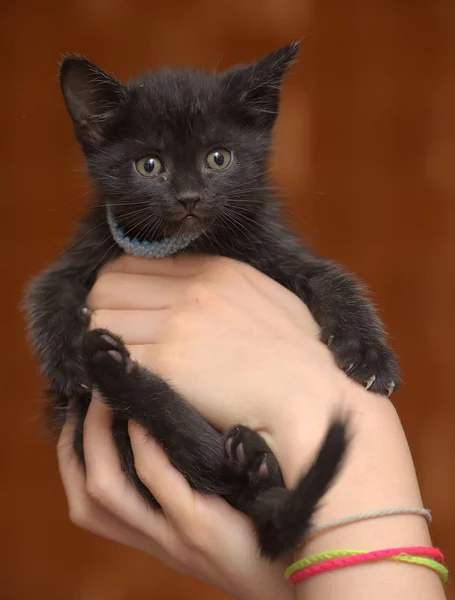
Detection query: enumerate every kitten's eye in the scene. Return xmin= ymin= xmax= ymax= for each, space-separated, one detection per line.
xmin=135 ymin=156 xmax=163 ymax=177
xmin=206 ymin=149 xmax=232 ymax=170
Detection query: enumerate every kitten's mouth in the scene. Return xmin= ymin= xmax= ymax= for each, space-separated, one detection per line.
xmin=170 ymin=213 xmax=207 ymax=235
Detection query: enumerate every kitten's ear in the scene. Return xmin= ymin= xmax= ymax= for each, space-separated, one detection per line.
xmin=60 ymin=55 xmax=125 ymax=148
xmin=222 ymin=42 xmax=299 ymax=127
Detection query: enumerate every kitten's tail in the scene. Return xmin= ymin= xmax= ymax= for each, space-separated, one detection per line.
xmin=252 ymin=416 xmax=350 ymax=559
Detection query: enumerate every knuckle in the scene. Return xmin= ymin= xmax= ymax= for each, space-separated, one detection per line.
xmin=181 ymin=523 xmax=211 ymax=553
xmin=178 ymin=507 xmax=213 ymax=552
xmin=85 ymin=477 xmax=112 ymax=507
xmin=68 ymin=502 xmax=90 ymax=530
xmin=168 ymin=309 xmax=192 ymax=332
xmin=133 ymin=461 xmax=149 ymax=487
xmin=207 ymin=257 xmax=246 ymax=281
xmin=161 ymin=537 xmax=197 ymax=575
xmin=160 ymin=314 xmax=189 ymax=347
xmin=163 ymin=307 xmax=201 ymax=341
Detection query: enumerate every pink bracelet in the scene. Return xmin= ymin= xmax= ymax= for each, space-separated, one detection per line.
xmin=288 ymin=546 xmax=446 ymax=585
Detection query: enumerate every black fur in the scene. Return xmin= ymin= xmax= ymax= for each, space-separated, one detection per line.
xmin=25 ymin=42 xmax=399 ymax=559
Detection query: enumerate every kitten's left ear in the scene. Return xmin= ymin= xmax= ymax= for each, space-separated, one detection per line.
xmin=60 ymin=55 xmax=126 ymax=149
xmin=222 ymin=42 xmax=299 ymax=127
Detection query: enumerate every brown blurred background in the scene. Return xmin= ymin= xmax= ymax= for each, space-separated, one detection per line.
xmin=1 ymin=0 xmax=454 ymax=598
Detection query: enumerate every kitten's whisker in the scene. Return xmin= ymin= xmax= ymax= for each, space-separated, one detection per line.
xmin=219 ymin=212 xmax=254 ymax=239
xmin=126 ymin=212 xmax=161 ymax=238
xmin=215 ymin=212 xmax=266 ymax=264
xmin=216 ymin=210 xmax=253 ymax=242
xmin=221 ymin=206 xmax=275 ymax=244
xmin=64 ymin=190 xmax=92 ymax=206
xmin=89 ymin=238 xmax=121 ymax=274
xmin=91 ymin=201 xmax=151 ymax=208
xmin=140 ymin=214 xmax=162 ymax=241
xmin=226 ymin=209 xmax=278 ymax=240
xmin=92 ymin=172 xmax=118 ymax=184
xmin=77 ymin=220 xmax=109 ymax=241
xmin=121 ymin=209 xmax=153 ymax=225
xmin=86 ymin=229 xmax=114 ymax=258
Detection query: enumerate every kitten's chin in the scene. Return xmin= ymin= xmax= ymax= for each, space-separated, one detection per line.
xmin=169 ymin=215 xmax=207 ymax=237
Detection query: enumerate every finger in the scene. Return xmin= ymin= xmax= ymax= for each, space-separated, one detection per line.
xmin=128 ymin=422 xmax=198 ymax=527
xmin=101 ymin=254 xmax=212 ymax=277
xmin=90 ymin=309 xmax=170 ymax=345
xmin=88 ymin=272 xmax=187 ymax=311
xmin=57 ymin=410 xmax=85 ymax=496
xmin=56 ymin=412 xmax=153 ymax=552
xmin=83 ymin=394 xmax=177 ymax=550
xmin=128 ymin=421 xmax=283 ymax=585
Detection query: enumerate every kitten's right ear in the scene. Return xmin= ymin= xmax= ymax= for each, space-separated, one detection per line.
xmin=221 ymin=42 xmax=299 ymax=128
xmin=60 ymin=56 xmax=125 ymax=148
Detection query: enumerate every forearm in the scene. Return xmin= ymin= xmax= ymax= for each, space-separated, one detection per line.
xmin=278 ymin=384 xmax=445 ymax=600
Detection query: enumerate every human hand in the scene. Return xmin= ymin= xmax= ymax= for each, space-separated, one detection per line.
xmin=58 ymin=394 xmax=295 ymax=600
xmin=59 ymin=254 xmax=346 ymax=599
xmin=87 ymin=254 xmax=358 ymax=480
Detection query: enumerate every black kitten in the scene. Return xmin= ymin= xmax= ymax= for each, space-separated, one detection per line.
xmin=25 ymin=42 xmax=398 ymax=559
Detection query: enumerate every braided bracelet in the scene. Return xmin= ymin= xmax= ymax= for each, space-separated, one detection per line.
xmin=308 ymin=507 xmax=432 ymax=536
xmin=285 ymin=546 xmax=448 ymax=585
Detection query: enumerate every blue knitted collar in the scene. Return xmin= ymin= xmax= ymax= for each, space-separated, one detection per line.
xmin=107 ymin=207 xmax=201 ymax=258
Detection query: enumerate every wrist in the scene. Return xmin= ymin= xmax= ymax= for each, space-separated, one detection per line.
xmin=281 ymin=382 xmax=431 ymax=554
xmin=276 ymin=377 xmax=406 ymax=486
xmin=258 ymin=341 xmax=349 ymax=466
xmin=269 ymin=376 xmax=442 ymax=599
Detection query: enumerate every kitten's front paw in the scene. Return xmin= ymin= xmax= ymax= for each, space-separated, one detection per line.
xmin=83 ymin=328 xmax=134 ymax=377
xmin=223 ymin=425 xmax=283 ymax=488
xmin=48 ymin=352 xmax=91 ymax=401
xmin=41 ymin=310 xmax=93 ymax=412
xmin=322 ymin=328 xmax=399 ymax=396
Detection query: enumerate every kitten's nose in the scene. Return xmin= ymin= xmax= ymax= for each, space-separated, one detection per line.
xmin=176 ymin=192 xmax=201 ymax=213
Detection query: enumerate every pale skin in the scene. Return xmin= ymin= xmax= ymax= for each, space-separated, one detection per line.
xmin=57 ymin=254 xmax=446 ymax=600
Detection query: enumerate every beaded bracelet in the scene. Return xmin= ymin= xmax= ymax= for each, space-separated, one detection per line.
xmin=285 ymin=546 xmax=448 ymax=585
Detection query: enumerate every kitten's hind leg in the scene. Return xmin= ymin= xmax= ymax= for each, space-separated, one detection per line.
xmin=224 ymin=420 xmax=349 ymax=559
xmin=83 ymin=328 xmax=228 ymax=498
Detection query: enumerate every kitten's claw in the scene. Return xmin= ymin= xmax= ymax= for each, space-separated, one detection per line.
xmin=236 ymin=442 xmax=245 ymax=463
xmin=101 ymin=333 xmax=118 ymax=347
xmin=223 ymin=425 xmax=283 ymax=488
xmin=386 ymin=381 xmax=396 ymax=398
xmin=258 ymin=455 xmax=270 ymax=479
xmin=107 ymin=349 xmax=124 ymax=363
xmin=84 ymin=329 xmax=135 ymax=375
xmin=365 ymin=375 xmax=376 ymax=390
xmin=225 ymin=435 xmax=234 ymax=460
xmin=225 ymin=432 xmax=253 ymax=466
